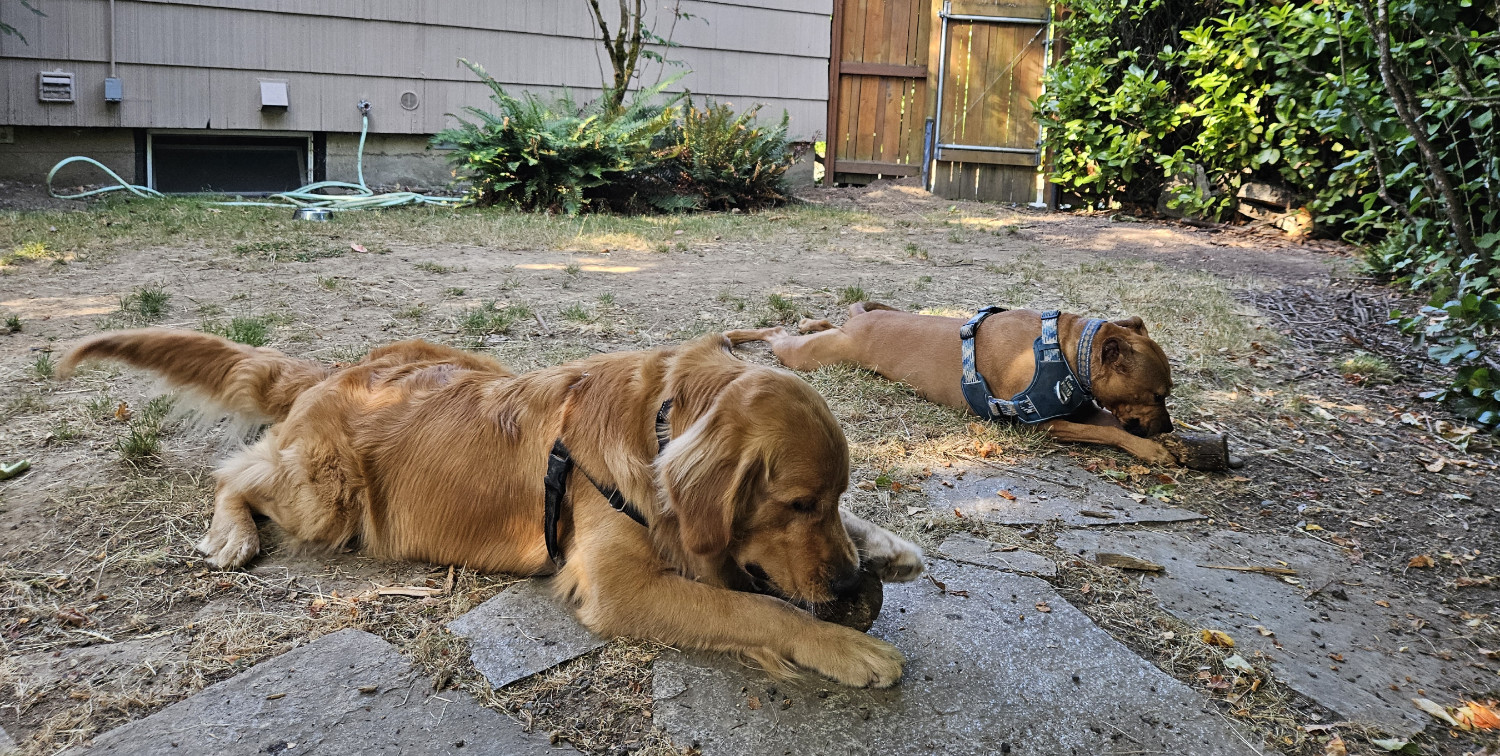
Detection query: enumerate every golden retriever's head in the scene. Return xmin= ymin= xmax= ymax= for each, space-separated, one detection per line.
xmin=657 ymin=358 xmax=859 ymax=605
xmin=1089 ymin=317 xmax=1175 ymax=438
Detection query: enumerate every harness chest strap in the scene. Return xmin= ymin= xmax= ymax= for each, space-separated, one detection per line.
xmin=543 ymin=399 xmax=673 ymax=566
xmin=959 ymin=309 xmax=1106 ymax=424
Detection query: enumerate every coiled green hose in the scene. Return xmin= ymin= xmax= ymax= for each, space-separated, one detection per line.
xmin=46 ymin=115 xmax=464 ymax=210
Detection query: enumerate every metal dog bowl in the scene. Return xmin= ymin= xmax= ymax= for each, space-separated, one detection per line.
xmin=293 ymin=207 xmax=331 ymax=222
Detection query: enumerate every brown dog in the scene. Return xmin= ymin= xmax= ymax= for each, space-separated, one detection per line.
xmin=59 ymin=329 xmax=924 ymax=687
xmin=725 ymin=303 xmax=1178 ymax=465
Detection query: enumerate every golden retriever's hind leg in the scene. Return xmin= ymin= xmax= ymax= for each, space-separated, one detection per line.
xmin=197 ymin=444 xmax=280 ymax=569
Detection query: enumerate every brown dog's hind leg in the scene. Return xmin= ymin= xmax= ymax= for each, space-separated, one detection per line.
xmin=797 ymin=318 xmax=835 ymax=333
xmin=841 ymin=511 xmax=924 ymax=582
xmin=723 ymin=327 xmax=858 ymax=372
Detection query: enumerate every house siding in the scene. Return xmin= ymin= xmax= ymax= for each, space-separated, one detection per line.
xmin=0 ymin=0 xmax=832 ymax=138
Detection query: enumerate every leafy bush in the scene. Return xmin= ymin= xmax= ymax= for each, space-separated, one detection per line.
xmin=628 ymin=100 xmax=793 ymax=212
xmin=435 ymin=62 xmax=793 ymax=215
xmin=1039 ymin=0 xmax=1500 ymax=426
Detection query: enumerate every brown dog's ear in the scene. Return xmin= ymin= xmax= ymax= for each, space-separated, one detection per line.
xmin=1112 ymin=316 xmax=1147 ymax=335
xmin=1101 ymin=335 xmax=1130 ymax=371
xmin=657 ymin=408 xmax=760 ymax=556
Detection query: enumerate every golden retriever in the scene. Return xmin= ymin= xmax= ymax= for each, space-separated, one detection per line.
xmin=60 ymin=330 xmax=924 ymax=687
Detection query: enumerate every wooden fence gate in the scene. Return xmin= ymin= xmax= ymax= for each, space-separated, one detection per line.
xmin=825 ymin=0 xmax=932 ymax=184
xmin=826 ymin=0 xmax=1051 ymax=203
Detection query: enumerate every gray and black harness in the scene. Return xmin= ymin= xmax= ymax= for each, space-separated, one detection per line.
xmin=959 ymin=308 xmax=1105 ymax=423
xmin=542 ymin=399 xmax=672 ymax=566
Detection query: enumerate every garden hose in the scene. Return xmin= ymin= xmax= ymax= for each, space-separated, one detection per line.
xmin=45 ymin=113 xmax=464 ymax=210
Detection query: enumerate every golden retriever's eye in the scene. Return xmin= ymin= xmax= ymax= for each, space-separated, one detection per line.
xmin=788 ymin=499 xmax=816 ymax=514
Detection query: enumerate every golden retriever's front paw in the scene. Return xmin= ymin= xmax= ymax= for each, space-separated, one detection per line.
xmin=860 ymin=528 xmax=925 ymax=583
xmin=195 ymin=527 xmax=259 ymax=569
xmin=793 ymin=626 xmax=905 ymax=688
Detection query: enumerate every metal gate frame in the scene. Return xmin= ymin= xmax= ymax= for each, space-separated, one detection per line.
xmin=926 ymin=1 xmax=1052 ymax=186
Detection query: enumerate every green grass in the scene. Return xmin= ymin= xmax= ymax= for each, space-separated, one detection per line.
xmin=905 ymin=242 xmax=929 ymax=260
xmin=115 ymin=396 xmax=175 ymax=462
xmin=836 ymin=285 xmax=867 ymax=305
xmin=117 ymin=284 xmax=171 ymax=322
xmin=1 ymin=199 xmax=872 ymax=264
xmin=49 ymin=419 xmax=82 ymax=442
xmin=4 ymin=313 xmax=20 ymax=333
xmin=1339 ymin=352 xmax=1398 ymax=385
xmin=458 ymin=301 xmax=534 ymax=338
xmin=317 ymin=276 xmax=341 ymax=291
xmin=86 ymin=394 xmax=117 ymax=420
xmin=767 ymin=293 xmax=802 ymax=324
xmin=232 ymin=239 xmax=346 ymax=263
xmin=560 ymin=303 xmax=595 ymax=324
xmin=394 ymin=304 xmax=426 ymax=320
xmin=415 ymin=261 xmax=456 ymax=274
xmin=596 ymin=292 xmax=616 ymax=306
xmin=31 ymin=353 xmax=55 ymax=380
xmin=444 ymin=287 xmax=466 ymax=298
xmin=205 ymin=316 xmax=274 ymax=347
xmin=2 ymin=241 xmax=62 ymax=267
xmin=563 ymin=263 xmax=582 ymax=276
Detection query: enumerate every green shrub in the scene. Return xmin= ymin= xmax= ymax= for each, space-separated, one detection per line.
xmin=628 ymin=100 xmax=794 ymax=212
xmin=1039 ymin=0 xmax=1500 ymax=425
xmin=434 ymin=60 xmax=677 ymax=215
xmin=435 ymin=62 xmax=793 ymax=215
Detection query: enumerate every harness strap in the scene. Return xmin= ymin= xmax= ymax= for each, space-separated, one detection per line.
xmin=543 ymin=399 xmax=673 ymax=566
xmin=959 ymin=308 xmax=1107 ymax=424
xmin=959 ymin=307 xmax=1008 ymax=419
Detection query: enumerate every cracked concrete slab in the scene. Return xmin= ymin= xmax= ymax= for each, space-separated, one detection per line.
xmin=937 ymin=533 xmax=1056 ymax=576
xmin=1056 ymin=528 xmax=1491 ymax=735
xmin=927 ymin=459 xmax=1204 ymax=527
xmin=448 ymin=578 xmax=606 ymax=689
xmin=653 ymin=559 xmax=1261 ymax=756
xmin=62 ymin=628 xmax=565 ymax=755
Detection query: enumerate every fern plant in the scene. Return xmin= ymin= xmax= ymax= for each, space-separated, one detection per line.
xmin=435 ymin=60 xmax=679 ymax=214
xmin=621 ymin=100 xmax=793 ymax=212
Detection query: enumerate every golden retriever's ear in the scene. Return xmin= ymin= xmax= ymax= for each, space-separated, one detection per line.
xmin=657 ymin=410 xmax=760 ymax=556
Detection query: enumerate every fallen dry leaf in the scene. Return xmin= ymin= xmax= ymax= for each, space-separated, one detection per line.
xmin=1223 ymin=654 xmax=1253 ymax=672
xmin=1407 ymin=555 xmax=1435 ymax=569
xmin=1097 ymin=553 xmax=1164 ymax=572
xmin=1425 ymin=458 xmax=1446 ymax=473
xmin=996 ymin=489 xmax=1017 ymax=501
xmin=1253 ymin=625 xmax=1275 ymax=637
xmin=1455 ymin=575 xmax=1495 ymax=588
xmin=113 ymin=401 xmax=132 ymax=422
xmin=746 ymin=695 xmax=761 ymax=710
xmin=1454 ymin=700 xmax=1500 ymax=730
xmin=1323 ymin=734 xmax=1347 ymax=756
xmin=1412 ymin=697 xmax=1459 ymax=727
xmin=1200 ymin=629 xmax=1236 ymax=648
xmin=1035 ymin=601 xmax=1051 ymax=613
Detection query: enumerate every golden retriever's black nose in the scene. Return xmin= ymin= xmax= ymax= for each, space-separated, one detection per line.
xmin=830 ymin=567 xmax=864 ymax=601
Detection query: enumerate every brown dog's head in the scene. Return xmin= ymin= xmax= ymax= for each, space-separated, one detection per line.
xmin=657 ymin=351 xmax=859 ymax=605
xmin=1088 ymin=317 xmax=1175 ymax=437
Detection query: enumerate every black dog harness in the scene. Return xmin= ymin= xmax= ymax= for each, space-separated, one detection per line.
xmin=959 ymin=308 xmax=1106 ymax=424
xmin=543 ymin=399 xmax=673 ymax=566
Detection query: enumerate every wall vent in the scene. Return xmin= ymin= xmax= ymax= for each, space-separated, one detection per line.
xmin=39 ymin=71 xmax=75 ymax=103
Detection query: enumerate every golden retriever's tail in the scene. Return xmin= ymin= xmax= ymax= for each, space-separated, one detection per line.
xmin=58 ymin=328 xmax=331 ymax=423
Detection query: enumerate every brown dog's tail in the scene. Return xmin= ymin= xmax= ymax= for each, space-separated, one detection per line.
xmin=59 ymin=328 xmax=331 ymax=423
xmin=850 ymin=301 xmax=899 ymax=316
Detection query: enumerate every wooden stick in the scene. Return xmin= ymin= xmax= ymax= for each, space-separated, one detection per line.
xmin=1198 ymin=564 xmax=1298 ymax=577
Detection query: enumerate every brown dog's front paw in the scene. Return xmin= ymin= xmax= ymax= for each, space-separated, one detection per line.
xmin=792 ymin=626 xmax=905 ymax=688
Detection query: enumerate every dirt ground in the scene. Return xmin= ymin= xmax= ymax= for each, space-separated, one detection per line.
xmin=1 ymin=179 xmax=1496 ymax=755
